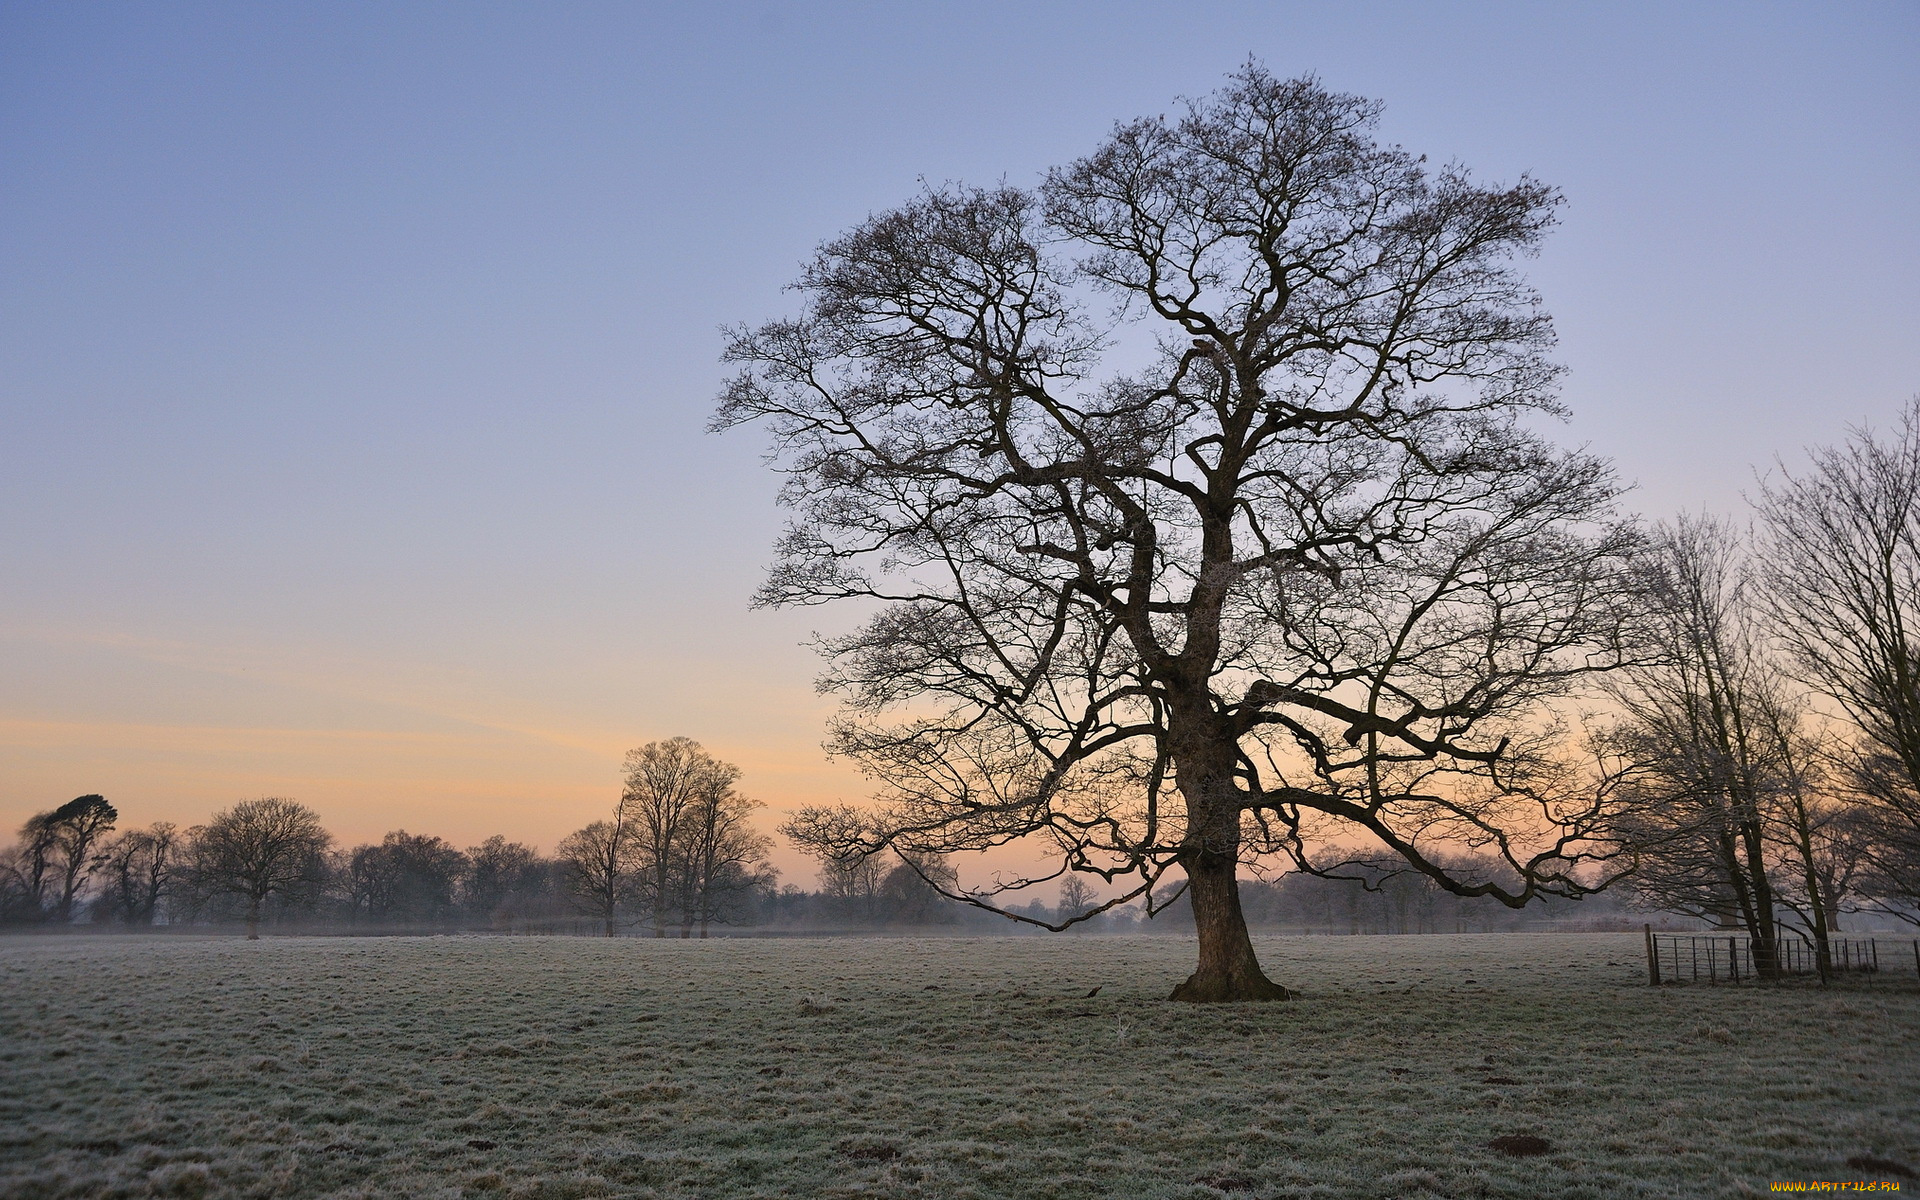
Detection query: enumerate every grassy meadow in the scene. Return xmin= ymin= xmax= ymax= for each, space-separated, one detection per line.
xmin=1 ymin=932 xmax=1916 ymax=1199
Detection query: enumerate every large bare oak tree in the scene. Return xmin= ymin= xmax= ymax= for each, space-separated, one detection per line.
xmin=718 ymin=67 xmax=1646 ymax=1000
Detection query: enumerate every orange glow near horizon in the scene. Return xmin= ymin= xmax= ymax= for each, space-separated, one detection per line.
xmin=0 ymin=622 xmax=1080 ymax=895
xmin=0 ymin=713 xmax=870 ymax=884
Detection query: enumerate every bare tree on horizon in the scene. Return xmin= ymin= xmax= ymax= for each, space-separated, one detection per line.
xmin=95 ymin=821 xmax=176 ymax=926
xmin=183 ymin=798 xmax=330 ymax=939
xmin=557 ymin=820 xmax=630 ymax=937
xmin=623 ymin=737 xmax=739 ymax=938
xmin=675 ymin=780 xmax=776 ymax=938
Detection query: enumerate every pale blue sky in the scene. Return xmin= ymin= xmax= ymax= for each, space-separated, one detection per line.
xmin=2 ymin=1 xmax=1916 ymax=857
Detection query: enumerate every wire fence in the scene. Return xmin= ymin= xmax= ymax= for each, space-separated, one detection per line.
xmin=1643 ymin=926 xmax=1919 ymax=986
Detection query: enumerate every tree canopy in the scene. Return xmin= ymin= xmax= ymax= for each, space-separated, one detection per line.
xmin=719 ymin=65 xmax=1649 ymax=999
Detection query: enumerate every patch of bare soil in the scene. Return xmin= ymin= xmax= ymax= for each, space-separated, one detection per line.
xmin=1846 ymin=1154 xmax=1916 ymax=1179
xmin=1487 ymin=1135 xmax=1553 ymax=1157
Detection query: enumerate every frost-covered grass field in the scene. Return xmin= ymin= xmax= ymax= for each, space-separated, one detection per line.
xmin=2 ymin=933 xmax=1916 ymax=1200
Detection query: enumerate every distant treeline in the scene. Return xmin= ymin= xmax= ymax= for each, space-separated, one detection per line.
xmin=7 ymin=732 xmax=1900 ymax=939
xmin=2 ymin=785 xmax=1633 ymax=938
xmin=0 ymin=788 xmax=898 ymax=937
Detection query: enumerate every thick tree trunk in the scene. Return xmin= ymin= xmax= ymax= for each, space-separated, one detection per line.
xmin=1737 ymin=820 xmax=1781 ymax=978
xmin=1807 ymin=871 xmax=1832 ymax=977
xmin=1164 ymin=703 xmax=1290 ymax=1002
xmin=245 ymin=894 xmax=261 ymax=941
xmin=653 ymin=864 xmax=671 ymax=938
xmin=1717 ymin=829 xmax=1773 ymax=976
xmin=1170 ymin=852 xmax=1290 ymax=1001
xmin=1787 ymin=809 xmax=1833 ymax=974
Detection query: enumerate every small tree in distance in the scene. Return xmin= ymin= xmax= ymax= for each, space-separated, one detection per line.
xmin=3 ymin=796 xmax=118 ymax=923
xmin=624 ymin=738 xmax=736 ymax=938
xmin=341 ymin=831 xmax=468 ymax=926
xmin=95 ymin=822 xmax=176 ymax=926
xmin=806 ymin=839 xmax=888 ymax=924
xmin=183 ymin=798 xmax=330 ymax=939
xmin=557 ymin=738 xmax=773 ymax=936
xmin=1057 ymin=875 xmax=1098 ymax=925
xmin=465 ymin=835 xmax=545 ymax=929
xmin=47 ymin=795 xmax=119 ymax=921
xmin=676 ymin=782 xmax=776 ymax=938
xmin=557 ymin=821 xmax=630 ymax=937
xmin=720 ymin=65 xmax=1649 ymax=1000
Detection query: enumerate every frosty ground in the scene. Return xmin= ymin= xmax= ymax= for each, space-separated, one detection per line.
xmin=1 ymin=933 xmax=1915 ymax=1199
